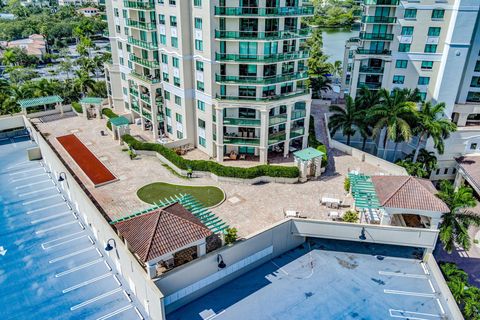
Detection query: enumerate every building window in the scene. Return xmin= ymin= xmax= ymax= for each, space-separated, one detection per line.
xmin=161 ymin=54 xmax=168 ymax=64
xmin=471 ymin=77 xmax=480 ymax=87
xmin=196 ymin=61 xmax=204 ymax=71
xmin=197 ymin=81 xmax=204 ymax=91
xmin=165 ymin=107 xmax=171 ymax=117
xmin=159 ymin=14 xmax=165 ymax=25
xmin=421 ymin=61 xmax=433 ymax=70
xmin=401 ymin=27 xmax=414 ymax=36
xmin=167 ymin=125 xmax=172 ymax=134
xmin=198 ymin=136 xmax=206 ymax=147
xmin=444 ymin=168 xmax=448 ymax=175
xmin=175 ymin=95 xmax=182 ymax=106
xmin=395 ymin=60 xmax=408 ymax=69
xmin=418 ymin=77 xmax=430 ymax=85
xmin=195 ymin=40 xmax=203 ymax=51
xmin=424 ymin=44 xmax=437 ymax=53
xmin=162 ymin=72 xmax=169 ymax=82
xmin=419 ymin=92 xmax=427 ymax=101
xmin=428 ymin=27 xmax=441 ymax=37
xmin=398 ymin=44 xmax=411 ymax=53
xmin=431 ymin=9 xmax=445 ymax=20
xmin=404 ymin=8 xmax=417 ymax=19
xmin=194 ymin=17 xmax=202 ymax=30
xmin=160 ymin=34 xmax=166 ymax=45
xmin=170 ymin=16 xmax=177 ymax=27
xmin=193 ymin=0 xmax=202 ymax=7
xmin=172 ymin=57 xmax=179 ymax=68
xmin=475 ymin=61 xmax=480 ymax=72
xmin=393 ymin=75 xmax=405 ymax=84
xmin=471 ymin=143 xmax=478 ymax=150
xmin=175 ymin=113 xmax=182 ymax=123
xmin=171 ymin=37 xmax=178 ymax=48
xmin=174 ymin=77 xmax=181 ymax=87
xmin=197 ymin=100 xmax=205 ymax=111
xmin=177 ymin=131 xmax=183 ymax=139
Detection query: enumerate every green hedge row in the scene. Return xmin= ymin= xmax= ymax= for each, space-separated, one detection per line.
xmin=122 ymin=134 xmax=300 ymax=179
xmin=308 ymin=116 xmax=328 ymax=167
xmin=102 ymin=108 xmax=118 ymax=131
xmin=72 ymin=102 xmax=83 ymax=113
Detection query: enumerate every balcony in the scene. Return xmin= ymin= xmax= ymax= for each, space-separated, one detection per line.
xmin=128 ymin=37 xmax=158 ymax=50
xmin=268 ymin=131 xmax=287 ymax=145
xmin=361 ymin=16 xmax=397 ymax=23
xmin=142 ymin=110 xmax=152 ymax=120
xmin=216 ymin=89 xmax=310 ymax=102
xmin=223 ymin=118 xmax=261 ymax=127
xmin=214 ymin=6 xmax=314 ymax=17
xmin=359 ymin=32 xmax=394 ymax=41
xmin=129 ymin=88 xmax=139 ymax=97
xmin=129 ymin=54 xmax=160 ymax=68
xmin=291 ymin=110 xmax=306 ymax=120
xmin=140 ymin=93 xmax=151 ymax=103
xmin=223 ymin=136 xmax=260 ymax=146
xmin=123 ymin=0 xmax=155 ymax=9
xmin=215 ymin=51 xmax=309 ymax=63
xmin=126 ymin=19 xmax=156 ymax=31
xmin=131 ymin=102 xmax=140 ymax=112
xmin=356 ymin=48 xmax=391 ymax=55
xmin=358 ymin=82 xmax=382 ymax=89
xmin=359 ymin=66 xmax=384 ymax=74
xmin=215 ymin=29 xmax=311 ymax=40
xmin=290 ymin=127 xmax=305 ymax=138
xmin=215 ymin=71 xmax=308 ymax=85
xmin=363 ymin=0 xmax=399 ymax=5
xmin=269 ymin=114 xmax=287 ymax=126
xmin=130 ymin=71 xmax=161 ymax=84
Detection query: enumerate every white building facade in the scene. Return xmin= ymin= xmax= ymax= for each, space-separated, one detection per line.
xmin=104 ymin=0 xmax=313 ymax=163
xmin=342 ymin=0 xmax=480 ymax=180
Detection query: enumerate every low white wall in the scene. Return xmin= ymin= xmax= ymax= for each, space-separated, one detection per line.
xmin=324 ymin=113 xmax=408 ymax=176
xmin=23 ymin=117 xmax=166 ymax=320
xmin=25 ymin=105 xmax=72 ymax=119
xmin=0 ymin=114 xmax=25 ymax=131
xmin=155 ymin=220 xmax=304 ymax=313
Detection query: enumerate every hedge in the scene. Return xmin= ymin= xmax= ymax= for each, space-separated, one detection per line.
xmin=72 ymin=102 xmax=83 ymax=113
xmin=102 ymin=108 xmax=118 ymax=131
xmin=122 ymin=134 xmax=299 ymax=179
xmin=308 ymin=116 xmax=328 ymax=167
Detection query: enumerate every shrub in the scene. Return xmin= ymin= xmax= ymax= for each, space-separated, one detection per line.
xmin=102 ymin=108 xmax=118 ymax=131
xmin=122 ymin=134 xmax=299 ymax=179
xmin=224 ymin=228 xmax=238 ymax=245
xmin=344 ymin=177 xmax=350 ymax=192
xmin=71 ymin=102 xmax=83 ymax=113
xmin=342 ymin=210 xmax=359 ymax=223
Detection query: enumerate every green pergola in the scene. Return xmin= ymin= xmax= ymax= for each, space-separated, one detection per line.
xmin=79 ymin=97 xmax=104 ymax=119
xmin=293 ymin=147 xmax=325 ymax=180
xmin=18 ymin=95 xmax=64 ymax=115
xmin=293 ymin=147 xmax=324 ymax=161
xmin=79 ymin=97 xmax=103 ymax=105
xmin=110 ymin=116 xmax=130 ymax=127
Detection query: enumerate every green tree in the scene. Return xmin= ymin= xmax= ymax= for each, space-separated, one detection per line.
xmin=342 ymin=210 xmax=359 ymax=223
xmin=436 ymin=180 xmax=480 ymax=253
xmin=356 ymin=86 xmax=380 ymax=110
xmin=224 ymin=227 xmax=238 ymax=245
xmin=73 ymin=70 xmax=95 ymax=95
xmin=328 ymin=95 xmax=362 ymax=145
xmin=405 ymin=148 xmax=438 ymax=175
xmin=412 ymin=101 xmax=457 ymax=162
xmin=395 ymin=160 xmax=429 ymax=178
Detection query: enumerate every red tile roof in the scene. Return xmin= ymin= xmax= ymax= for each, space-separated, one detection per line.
xmin=114 ymin=202 xmax=212 ymax=263
xmin=371 ymin=176 xmax=449 ymax=213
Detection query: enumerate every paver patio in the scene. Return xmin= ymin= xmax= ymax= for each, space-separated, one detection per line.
xmin=33 ymin=106 xmax=387 ymax=237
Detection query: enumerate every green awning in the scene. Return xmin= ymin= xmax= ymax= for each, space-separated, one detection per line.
xmin=79 ymin=97 xmax=104 ymax=105
xmin=293 ymin=147 xmax=324 ymax=161
xmin=18 ymin=95 xmax=63 ymax=108
xmin=110 ymin=116 xmax=130 ymax=126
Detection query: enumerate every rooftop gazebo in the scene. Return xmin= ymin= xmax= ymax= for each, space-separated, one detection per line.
xmin=110 ymin=116 xmax=130 ymax=143
xmin=18 ymin=95 xmax=64 ymax=117
xmin=79 ymin=97 xmax=104 ymax=119
xmin=293 ymin=147 xmax=324 ymax=182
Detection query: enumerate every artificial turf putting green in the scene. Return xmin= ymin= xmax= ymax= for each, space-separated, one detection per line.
xmin=137 ymin=182 xmax=225 ymax=208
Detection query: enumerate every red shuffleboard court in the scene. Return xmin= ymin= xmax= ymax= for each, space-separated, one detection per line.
xmin=57 ymin=134 xmax=117 ymax=187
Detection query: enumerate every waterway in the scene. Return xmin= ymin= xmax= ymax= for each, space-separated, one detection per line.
xmin=321 ymin=28 xmax=359 ymax=63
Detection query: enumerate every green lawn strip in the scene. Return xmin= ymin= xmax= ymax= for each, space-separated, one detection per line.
xmin=137 ymin=182 xmax=224 ymax=208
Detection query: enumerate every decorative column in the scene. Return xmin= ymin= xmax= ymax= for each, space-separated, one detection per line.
xmin=259 ymin=109 xmax=268 ymax=163
xmin=196 ymin=240 xmax=207 ymax=257
xmin=216 ymin=106 xmax=224 ymax=162
xmin=284 ymin=104 xmax=292 ymax=157
xmin=302 ymin=99 xmax=312 ymax=150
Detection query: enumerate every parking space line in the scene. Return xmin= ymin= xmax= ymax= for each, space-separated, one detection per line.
xmin=123 ymin=290 xmax=132 ymax=303
xmin=31 ymin=211 xmax=72 ymax=224
xmin=389 ymin=309 xmax=440 ymax=319
xmin=35 ymin=221 xmax=78 ymax=234
xmin=96 ymin=305 xmax=134 ymax=320
xmin=421 ymin=262 xmax=430 ymax=275
xmin=19 ymin=186 xmax=57 ymax=197
xmin=428 ymin=279 xmax=436 ymax=293
xmin=41 ymin=231 xmax=85 ymax=248
xmin=104 ymin=261 xmax=112 ymax=271
xmin=134 ymin=307 xmax=144 ymax=320
xmin=379 ymin=271 xmax=427 ymax=279
xmin=436 ymin=299 xmax=445 ymax=314
xmin=8 ymin=167 xmax=43 ymax=176
xmin=5 ymin=161 xmax=30 ymax=170
xmin=42 ymin=235 xmax=87 ymax=250
xmin=15 ymin=179 xmax=53 ymax=190
xmin=55 ymin=259 xmax=104 ymax=277
xmin=11 ymin=173 xmax=47 ymax=182
xmin=70 ymin=287 xmax=123 ymax=311
xmin=22 ymin=194 xmax=63 ymax=205
xmin=113 ymin=275 xmax=121 ymax=286
xmin=384 ymin=289 xmax=436 ymax=298
xmin=27 ymin=202 xmax=66 ymax=214
xmin=49 ymin=247 xmax=96 ymax=263
xmin=62 ymin=273 xmax=113 ymax=293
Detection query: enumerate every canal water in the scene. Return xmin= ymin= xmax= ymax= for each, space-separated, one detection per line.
xmin=321 ymin=28 xmax=359 ymax=63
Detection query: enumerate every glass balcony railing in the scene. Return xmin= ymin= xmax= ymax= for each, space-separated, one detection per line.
xmin=131 ymin=102 xmax=140 ymax=112
xmin=216 ymin=71 xmax=308 ymax=85
xmin=123 ymin=0 xmax=155 ymax=9
xmin=129 ymin=54 xmax=160 ymax=68
xmin=214 ymin=6 xmax=314 ymax=16
xmin=223 ymin=137 xmax=260 ymax=146
xmin=290 ymin=127 xmax=305 ymax=138
xmin=358 ymin=82 xmax=382 ymax=89
xmin=269 ymin=114 xmax=287 ymax=126
xmin=126 ymin=19 xmax=156 ymax=31
xmin=291 ymin=109 xmax=306 ymax=120
xmin=130 ymin=71 xmax=161 ymax=84
xmin=216 ymin=89 xmax=310 ymax=102
xmin=363 ymin=0 xmax=400 ymax=5
xmin=359 ymin=32 xmax=394 ymax=41
xmin=356 ymin=48 xmax=391 ymax=55
xmin=361 ymin=16 xmax=397 ymax=23
xmin=140 ymin=93 xmax=151 ymax=103
xmin=128 ymin=37 xmax=158 ymax=50
xmin=359 ymin=66 xmax=384 ymax=73
xmin=215 ymin=51 xmax=309 ymax=63
xmin=215 ymin=28 xmax=311 ymax=40
xmin=268 ymin=131 xmax=287 ymax=145
xmin=223 ymin=118 xmax=261 ymax=126
xmin=142 ymin=110 xmax=152 ymax=120
xmin=129 ymin=88 xmax=139 ymax=97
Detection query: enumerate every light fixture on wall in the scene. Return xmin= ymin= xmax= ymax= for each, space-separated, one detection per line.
xmin=359 ymin=227 xmax=367 ymax=241
xmin=217 ymin=254 xmax=226 ymax=269
xmin=105 ymin=238 xmax=119 ymax=258
xmin=58 ymin=172 xmax=69 ymax=188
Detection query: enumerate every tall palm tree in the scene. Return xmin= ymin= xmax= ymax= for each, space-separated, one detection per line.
xmin=356 ymin=86 xmax=380 ymax=110
xmin=398 ymin=87 xmax=422 ymax=103
xmin=367 ymin=89 xmax=417 ymax=160
xmin=74 ymin=70 xmax=95 ymax=96
xmin=412 ymin=101 xmax=457 ymax=162
xmin=436 ymin=180 xmax=480 ymax=253
xmin=328 ymin=96 xmax=362 ymax=145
